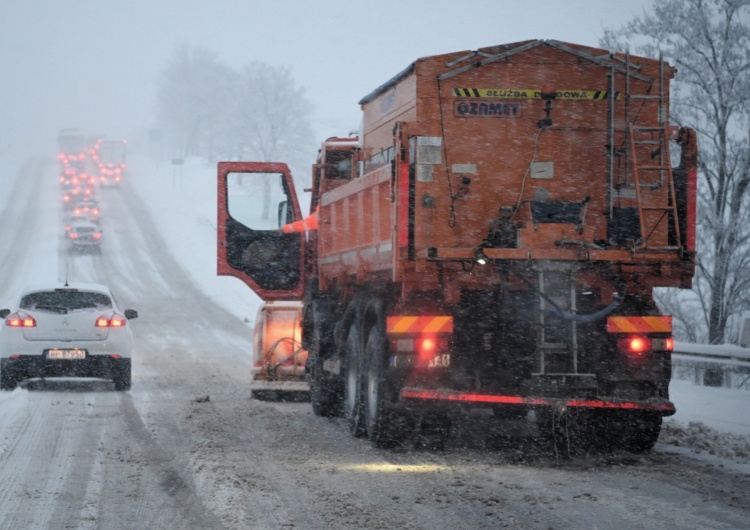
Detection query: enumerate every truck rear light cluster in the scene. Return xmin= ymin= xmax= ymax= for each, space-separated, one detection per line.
xmin=96 ymin=313 xmax=127 ymax=327
xmin=6 ymin=312 xmax=36 ymax=327
xmin=391 ymin=334 xmax=450 ymax=357
xmin=617 ymin=336 xmax=674 ymax=354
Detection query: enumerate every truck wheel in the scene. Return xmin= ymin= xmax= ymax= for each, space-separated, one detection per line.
xmin=343 ymin=324 xmax=365 ymax=437
xmin=364 ymin=323 xmax=408 ymax=448
xmin=595 ymin=411 xmax=662 ymax=453
xmin=623 ymin=413 xmax=661 ymax=453
xmin=309 ymin=305 xmax=343 ymax=417
xmin=310 ymin=358 xmax=342 ymax=417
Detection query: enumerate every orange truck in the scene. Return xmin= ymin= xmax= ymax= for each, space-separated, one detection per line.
xmin=217 ymin=40 xmax=698 ymax=453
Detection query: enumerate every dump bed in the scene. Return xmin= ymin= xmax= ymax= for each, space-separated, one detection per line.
xmin=316 ymin=40 xmax=696 ymax=296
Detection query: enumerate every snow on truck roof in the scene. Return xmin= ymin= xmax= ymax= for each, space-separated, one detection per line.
xmin=358 ymin=38 xmax=662 ymax=106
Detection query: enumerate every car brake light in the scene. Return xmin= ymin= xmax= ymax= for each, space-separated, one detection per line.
xmin=92 ymin=233 xmax=102 ymax=239
xmin=69 ymin=233 xmax=78 ymax=239
xmin=666 ymin=337 xmax=674 ymax=351
xmin=6 ymin=313 xmax=36 ymax=327
xmin=96 ymin=314 xmax=126 ymax=327
xmin=617 ymin=336 xmax=651 ymax=354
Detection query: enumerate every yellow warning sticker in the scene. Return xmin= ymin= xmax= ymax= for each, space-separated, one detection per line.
xmin=452 ymin=88 xmax=620 ymax=100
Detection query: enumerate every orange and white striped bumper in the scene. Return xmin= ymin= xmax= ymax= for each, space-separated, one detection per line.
xmin=606 ymin=316 xmax=672 ymax=334
xmin=386 ymin=316 xmax=454 ymax=334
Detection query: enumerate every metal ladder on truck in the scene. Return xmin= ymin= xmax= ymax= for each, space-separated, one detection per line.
xmin=621 ymin=52 xmax=682 ymax=251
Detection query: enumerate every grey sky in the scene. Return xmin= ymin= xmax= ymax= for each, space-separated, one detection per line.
xmin=1 ymin=0 xmax=653 ymax=156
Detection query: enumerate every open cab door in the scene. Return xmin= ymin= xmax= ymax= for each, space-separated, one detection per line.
xmin=218 ymin=162 xmax=306 ymax=301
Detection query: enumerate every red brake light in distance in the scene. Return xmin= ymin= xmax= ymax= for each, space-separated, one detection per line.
xmin=666 ymin=337 xmax=674 ymax=351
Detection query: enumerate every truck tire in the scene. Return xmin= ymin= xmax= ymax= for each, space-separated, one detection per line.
xmin=623 ymin=413 xmax=661 ymax=453
xmin=343 ymin=323 xmax=366 ymax=437
xmin=594 ymin=411 xmax=662 ymax=453
xmin=309 ymin=304 xmax=343 ymax=417
xmin=310 ymin=358 xmax=341 ymax=417
xmin=364 ymin=323 xmax=409 ymax=449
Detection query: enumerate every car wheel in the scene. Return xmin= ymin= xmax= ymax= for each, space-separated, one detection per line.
xmin=0 ymin=363 xmax=18 ymax=391
xmin=113 ymin=360 xmax=131 ymax=391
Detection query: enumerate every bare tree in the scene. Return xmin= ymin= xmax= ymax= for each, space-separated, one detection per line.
xmin=225 ymin=62 xmax=315 ymax=179
xmin=603 ymin=0 xmax=750 ymax=343
xmin=155 ymin=44 xmax=234 ymax=159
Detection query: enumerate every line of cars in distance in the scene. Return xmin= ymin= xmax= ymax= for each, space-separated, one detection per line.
xmin=0 ymin=132 xmax=138 ymax=391
xmin=60 ymin=139 xmax=105 ymax=254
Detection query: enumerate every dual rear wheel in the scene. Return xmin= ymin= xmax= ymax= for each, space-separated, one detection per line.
xmin=342 ymin=315 xmax=412 ymax=448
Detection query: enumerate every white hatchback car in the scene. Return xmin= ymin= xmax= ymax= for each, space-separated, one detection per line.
xmin=0 ymin=283 xmax=137 ymax=390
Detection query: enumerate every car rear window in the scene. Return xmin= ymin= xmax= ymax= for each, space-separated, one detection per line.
xmin=20 ymin=291 xmax=113 ymax=312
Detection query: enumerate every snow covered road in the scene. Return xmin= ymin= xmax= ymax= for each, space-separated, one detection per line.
xmin=0 ymin=156 xmax=747 ymax=529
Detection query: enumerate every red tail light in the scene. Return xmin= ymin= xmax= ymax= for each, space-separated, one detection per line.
xmin=617 ymin=336 xmax=652 ymax=354
xmin=416 ymin=334 xmax=437 ymax=358
xmin=69 ymin=233 xmax=78 ymax=239
xmin=92 ymin=233 xmax=102 ymax=239
xmin=6 ymin=313 xmax=36 ymax=327
xmin=665 ymin=337 xmax=674 ymax=351
xmin=96 ymin=313 xmax=127 ymax=327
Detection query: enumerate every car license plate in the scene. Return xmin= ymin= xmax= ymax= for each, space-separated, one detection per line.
xmin=47 ymin=348 xmax=86 ymax=360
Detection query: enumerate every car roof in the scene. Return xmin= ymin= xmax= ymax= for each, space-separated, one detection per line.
xmin=20 ymin=283 xmax=113 ymax=296
xmin=70 ymin=220 xmax=99 ymax=228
